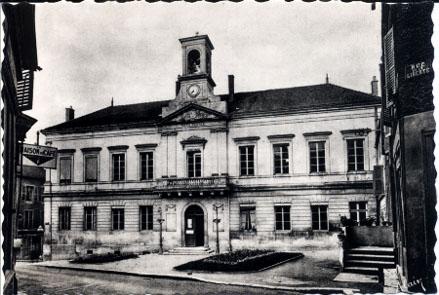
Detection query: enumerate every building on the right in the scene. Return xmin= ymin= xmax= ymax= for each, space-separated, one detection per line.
xmin=379 ymin=3 xmax=435 ymax=293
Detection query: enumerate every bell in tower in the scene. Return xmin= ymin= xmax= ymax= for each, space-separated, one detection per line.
xmin=176 ymin=34 xmax=216 ymax=101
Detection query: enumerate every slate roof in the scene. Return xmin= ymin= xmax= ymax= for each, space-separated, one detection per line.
xmin=42 ymin=83 xmax=380 ymax=135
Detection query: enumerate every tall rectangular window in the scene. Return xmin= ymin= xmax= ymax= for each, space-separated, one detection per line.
xmin=309 ymin=141 xmax=325 ymax=173
xmin=347 ymin=139 xmax=365 ymax=171
xmin=24 ymin=185 xmax=34 ymax=202
xmin=187 ymin=151 xmax=201 ymax=178
xmin=23 ymin=210 xmax=33 ymax=229
xmin=85 ymin=155 xmax=98 ymax=182
xmin=140 ymin=152 xmax=154 ymax=180
xmin=240 ymin=206 xmax=256 ymax=231
xmin=59 ymin=207 xmax=71 ymax=231
xmin=111 ymin=208 xmax=124 ymax=230
xmin=112 ymin=153 xmax=125 ymax=181
xmin=273 ymin=144 xmax=289 ymax=174
xmin=275 ymin=206 xmax=291 ymax=230
xmin=349 ymin=202 xmax=367 ymax=225
xmin=239 ymin=145 xmax=255 ymax=176
xmin=84 ymin=207 xmax=97 ymax=231
xmin=59 ymin=156 xmax=72 ymax=184
xmin=311 ymin=205 xmax=328 ymax=231
xmin=139 ymin=206 xmax=153 ymax=231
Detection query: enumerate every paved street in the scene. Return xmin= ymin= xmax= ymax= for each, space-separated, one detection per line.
xmin=16 ymin=263 xmax=300 ymax=295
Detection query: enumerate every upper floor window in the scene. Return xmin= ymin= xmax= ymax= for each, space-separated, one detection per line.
xmin=273 ymin=144 xmax=289 ymax=175
xmin=59 ymin=156 xmax=72 ymax=184
xmin=239 ymin=145 xmax=255 ymax=176
xmin=84 ymin=154 xmax=98 ymax=182
xmin=111 ymin=208 xmax=125 ymax=231
xmin=349 ymin=202 xmax=367 ymax=225
xmin=347 ymin=139 xmax=365 ymax=172
xmin=311 ymin=205 xmax=328 ymax=231
xmin=309 ymin=141 xmax=326 ymax=173
xmin=23 ymin=210 xmax=33 ymax=229
xmin=139 ymin=206 xmax=153 ymax=231
xmin=112 ymin=153 xmax=126 ymax=181
xmin=84 ymin=206 xmax=97 ymax=231
xmin=140 ymin=152 xmax=154 ymax=180
xmin=275 ymin=206 xmax=291 ymax=231
xmin=187 ymin=150 xmax=201 ymax=178
xmin=59 ymin=207 xmax=71 ymax=231
xmin=23 ymin=185 xmax=34 ymax=202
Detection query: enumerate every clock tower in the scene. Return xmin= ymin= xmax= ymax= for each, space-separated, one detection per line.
xmin=162 ymin=34 xmax=226 ymax=118
xmin=176 ymin=34 xmax=216 ymax=101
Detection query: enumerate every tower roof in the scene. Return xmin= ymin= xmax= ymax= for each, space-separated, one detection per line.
xmin=179 ymin=34 xmax=214 ymax=50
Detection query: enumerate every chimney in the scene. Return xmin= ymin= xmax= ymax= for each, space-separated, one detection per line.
xmin=228 ymin=75 xmax=235 ymax=103
xmin=65 ymin=106 xmax=75 ymax=122
xmin=371 ymin=76 xmax=378 ymax=96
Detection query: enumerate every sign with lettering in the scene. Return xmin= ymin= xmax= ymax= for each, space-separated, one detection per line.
xmin=22 ymin=143 xmax=57 ymax=168
xmin=405 ymin=61 xmax=432 ymax=79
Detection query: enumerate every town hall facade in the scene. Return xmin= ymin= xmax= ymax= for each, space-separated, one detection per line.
xmin=42 ymin=35 xmax=381 ymax=258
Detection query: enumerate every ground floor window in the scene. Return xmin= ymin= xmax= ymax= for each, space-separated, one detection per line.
xmin=111 ymin=208 xmax=125 ymax=231
xmin=23 ymin=210 xmax=33 ymax=229
xmin=240 ymin=206 xmax=256 ymax=231
xmin=311 ymin=205 xmax=328 ymax=231
xmin=349 ymin=201 xmax=367 ymax=225
xmin=275 ymin=206 xmax=291 ymax=230
xmin=139 ymin=206 xmax=153 ymax=230
xmin=84 ymin=207 xmax=97 ymax=231
xmin=59 ymin=207 xmax=71 ymax=231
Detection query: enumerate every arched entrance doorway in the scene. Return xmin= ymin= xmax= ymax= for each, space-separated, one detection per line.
xmin=184 ymin=205 xmax=204 ymax=247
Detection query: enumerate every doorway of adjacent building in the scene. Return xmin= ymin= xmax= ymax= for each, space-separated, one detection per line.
xmin=184 ymin=205 xmax=204 ymax=247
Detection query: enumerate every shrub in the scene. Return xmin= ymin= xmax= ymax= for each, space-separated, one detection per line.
xmin=340 ymin=216 xmax=358 ymax=227
xmin=70 ymin=252 xmax=138 ymax=264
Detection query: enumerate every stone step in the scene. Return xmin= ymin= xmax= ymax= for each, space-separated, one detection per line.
xmin=165 ymin=247 xmax=214 ymax=255
xmin=343 ymin=266 xmax=380 ymax=276
xmin=346 ymin=247 xmax=395 ymax=256
xmin=345 ymin=253 xmax=395 ymax=262
xmin=345 ymin=260 xmax=395 ymax=268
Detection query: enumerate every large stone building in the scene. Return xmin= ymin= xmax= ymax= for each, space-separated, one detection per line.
xmin=42 ymin=35 xmax=381 ymax=258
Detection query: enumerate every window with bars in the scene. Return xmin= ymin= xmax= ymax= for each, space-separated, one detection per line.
xmin=239 ymin=145 xmax=255 ymax=176
xmin=23 ymin=210 xmax=33 ymax=229
xmin=187 ymin=150 xmax=201 ymax=178
xmin=112 ymin=153 xmax=125 ymax=181
xmin=275 ymin=206 xmax=291 ymax=231
xmin=59 ymin=207 xmax=71 ymax=231
xmin=311 ymin=205 xmax=328 ymax=231
xmin=349 ymin=202 xmax=367 ymax=225
xmin=111 ymin=208 xmax=125 ymax=231
xmin=273 ymin=144 xmax=289 ymax=174
xmin=240 ymin=206 xmax=256 ymax=231
xmin=140 ymin=152 xmax=154 ymax=180
xmin=84 ymin=207 xmax=97 ymax=231
xmin=309 ymin=141 xmax=326 ymax=173
xmin=85 ymin=155 xmax=98 ymax=182
xmin=139 ymin=206 xmax=153 ymax=231
xmin=347 ymin=139 xmax=365 ymax=171
xmin=59 ymin=156 xmax=72 ymax=184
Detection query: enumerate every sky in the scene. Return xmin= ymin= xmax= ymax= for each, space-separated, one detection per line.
xmin=25 ymin=1 xmax=382 ymax=144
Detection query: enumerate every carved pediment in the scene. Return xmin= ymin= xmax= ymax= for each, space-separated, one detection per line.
xmin=161 ymin=103 xmax=226 ymax=125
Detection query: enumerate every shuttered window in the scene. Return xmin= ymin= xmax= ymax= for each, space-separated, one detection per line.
xmin=112 ymin=153 xmax=125 ymax=181
xmin=309 ymin=141 xmax=326 ymax=173
xmin=273 ymin=144 xmax=289 ymax=174
xmin=240 ymin=146 xmax=255 ymax=176
xmin=187 ymin=151 xmax=201 ymax=178
xmin=139 ymin=206 xmax=153 ymax=230
xmin=311 ymin=205 xmax=328 ymax=231
xmin=84 ymin=207 xmax=97 ymax=231
xmin=275 ymin=206 xmax=291 ymax=231
xmin=347 ymin=139 xmax=365 ymax=171
xmin=111 ymin=208 xmax=125 ymax=231
xmin=59 ymin=207 xmax=71 ymax=231
xmin=140 ymin=152 xmax=154 ymax=180
xmin=384 ymin=28 xmax=397 ymax=99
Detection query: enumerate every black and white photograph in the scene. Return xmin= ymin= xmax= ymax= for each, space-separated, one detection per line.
xmin=1 ymin=1 xmax=438 ymax=294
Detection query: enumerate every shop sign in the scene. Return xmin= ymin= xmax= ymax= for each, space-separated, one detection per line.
xmin=22 ymin=143 xmax=57 ymax=168
xmin=405 ymin=61 xmax=432 ymax=79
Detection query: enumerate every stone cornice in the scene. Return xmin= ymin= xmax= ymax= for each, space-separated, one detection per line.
xmin=58 ymin=149 xmax=76 ymax=154
xmin=135 ymin=143 xmax=158 ymax=149
xmin=232 ymin=136 xmax=260 ymax=143
xmin=303 ymin=131 xmax=332 ymax=137
xmin=80 ymin=147 xmax=102 ymax=153
xmin=340 ymin=128 xmax=372 ymax=136
xmin=107 ymin=145 xmax=129 ymax=151
xmin=267 ymin=134 xmax=295 ymax=140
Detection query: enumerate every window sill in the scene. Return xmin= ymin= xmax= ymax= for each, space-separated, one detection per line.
xmin=273 ymin=174 xmax=291 ymax=178
xmin=309 ymin=172 xmax=328 ymax=176
xmin=238 ymin=175 xmax=257 ymax=178
xmin=346 ymin=171 xmax=367 ymax=175
xmin=312 ymin=229 xmax=329 ymax=232
xmin=139 ymin=229 xmax=154 ymax=232
xmin=275 ymin=230 xmax=291 ymax=234
xmin=83 ymin=229 xmax=97 ymax=232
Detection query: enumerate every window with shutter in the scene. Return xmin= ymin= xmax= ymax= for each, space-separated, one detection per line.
xmin=383 ymin=28 xmax=397 ymax=100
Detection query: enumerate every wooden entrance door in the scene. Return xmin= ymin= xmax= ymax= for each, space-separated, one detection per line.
xmin=184 ymin=205 xmax=204 ymax=247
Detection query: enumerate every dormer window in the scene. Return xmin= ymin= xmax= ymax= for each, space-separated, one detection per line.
xmin=188 ymin=50 xmax=201 ymax=74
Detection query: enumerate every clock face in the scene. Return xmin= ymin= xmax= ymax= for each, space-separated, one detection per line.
xmin=187 ymin=84 xmax=201 ymax=98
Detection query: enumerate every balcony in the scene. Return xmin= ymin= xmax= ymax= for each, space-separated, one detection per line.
xmin=155 ymin=176 xmax=229 ymax=194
